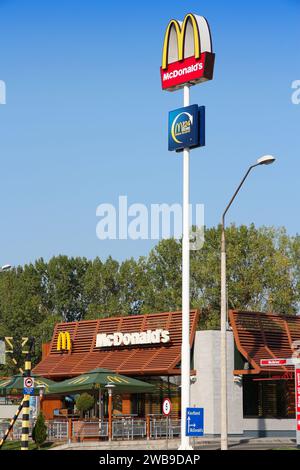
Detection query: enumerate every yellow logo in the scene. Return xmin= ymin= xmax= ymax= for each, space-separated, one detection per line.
xmin=57 ymin=331 xmax=72 ymax=352
xmin=106 ymin=375 xmax=130 ymax=384
xmin=171 ymin=111 xmax=193 ymax=144
xmin=162 ymin=13 xmax=212 ymax=70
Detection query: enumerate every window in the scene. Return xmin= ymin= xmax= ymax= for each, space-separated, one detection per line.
xmin=243 ymin=376 xmax=294 ymax=418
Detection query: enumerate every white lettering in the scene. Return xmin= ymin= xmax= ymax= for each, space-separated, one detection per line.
xmin=96 ymin=329 xmax=170 ymax=348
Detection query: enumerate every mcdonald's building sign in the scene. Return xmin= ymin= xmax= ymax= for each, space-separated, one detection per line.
xmin=57 ymin=331 xmax=72 ymax=352
xmin=160 ymin=13 xmax=215 ymax=91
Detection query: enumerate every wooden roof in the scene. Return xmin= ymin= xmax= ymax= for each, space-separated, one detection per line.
xmin=33 ymin=310 xmax=199 ymax=378
xmin=229 ymin=310 xmax=300 ymax=375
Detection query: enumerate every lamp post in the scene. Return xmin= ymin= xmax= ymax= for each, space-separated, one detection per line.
xmin=220 ymin=155 xmax=276 ymax=451
xmin=105 ymin=383 xmax=116 ymax=441
xmin=0 ymin=264 xmax=11 ymax=272
xmin=36 ymin=384 xmax=46 ymax=416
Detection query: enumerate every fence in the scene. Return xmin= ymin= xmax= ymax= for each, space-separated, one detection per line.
xmin=149 ymin=416 xmax=181 ymax=439
xmin=73 ymin=420 xmax=108 ymax=441
xmin=0 ymin=416 xmax=182 ymax=442
xmin=112 ymin=418 xmax=146 ymax=440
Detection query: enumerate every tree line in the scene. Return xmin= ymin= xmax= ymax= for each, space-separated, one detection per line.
xmin=0 ymin=224 xmax=299 ymax=373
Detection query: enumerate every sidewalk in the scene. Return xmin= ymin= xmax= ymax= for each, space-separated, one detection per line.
xmin=51 ymin=437 xmax=298 ymax=451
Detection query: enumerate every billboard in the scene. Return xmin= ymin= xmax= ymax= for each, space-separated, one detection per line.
xmin=168 ymin=104 xmax=205 ymax=152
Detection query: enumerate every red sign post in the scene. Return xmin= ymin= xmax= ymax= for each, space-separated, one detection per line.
xmin=295 ymin=367 xmax=300 ymax=433
xmin=260 ymin=358 xmax=300 ymax=446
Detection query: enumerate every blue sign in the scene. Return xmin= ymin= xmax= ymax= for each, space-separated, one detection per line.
xmin=186 ymin=407 xmax=204 ymax=437
xmin=168 ymin=105 xmax=205 ymax=152
xmin=23 ymin=387 xmax=34 ymax=395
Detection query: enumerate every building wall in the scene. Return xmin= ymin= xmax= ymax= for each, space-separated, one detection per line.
xmin=0 ymin=405 xmax=19 ymax=419
xmin=191 ymin=330 xmax=244 ymax=436
xmin=243 ymin=418 xmax=295 ymax=437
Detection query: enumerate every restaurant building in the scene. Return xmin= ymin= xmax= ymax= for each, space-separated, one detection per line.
xmin=33 ymin=309 xmax=300 ymax=437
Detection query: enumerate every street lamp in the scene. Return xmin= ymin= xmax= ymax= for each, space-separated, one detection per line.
xmin=0 ymin=264 xmax=11 ymax=272
xmin=105 ymin=383 xmax=116 ymax=441
xmin=220 ymin=155 xmax=276 ymax=451
xmin=36 ymin=384 xmax=46 ymax=416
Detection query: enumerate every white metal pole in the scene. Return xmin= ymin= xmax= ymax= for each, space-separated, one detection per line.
xmin=179 ymin=84 xmax=192 ymax=450
xmin=220 ymin=227 xmax=228 ymax=450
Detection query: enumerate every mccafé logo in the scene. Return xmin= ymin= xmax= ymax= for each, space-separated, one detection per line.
xmin=96 ymin=329 xmax=170 ymax=348
xmin=57 ymin=331 xmax=72 ymax=352
xmin=160 ymin=13 xmax=215 ymax=91
xmin=171 ymin=111 xmax=193 ymax=144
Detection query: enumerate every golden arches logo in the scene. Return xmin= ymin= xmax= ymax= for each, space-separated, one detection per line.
xmin=162 ymin=13 xmax=212 ymax=70
xmin=57 ymin=331 xmax=72 ymax=352
xmin=106 ymin=375 xmax=130 ymax=384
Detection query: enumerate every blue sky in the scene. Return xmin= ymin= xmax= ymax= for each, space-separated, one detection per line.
xmin=0 ymin=0 xmax=299 ymax=266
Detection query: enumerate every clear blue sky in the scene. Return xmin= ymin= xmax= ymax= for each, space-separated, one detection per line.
xmin=0 ymin=0 xmax=299 ymax=266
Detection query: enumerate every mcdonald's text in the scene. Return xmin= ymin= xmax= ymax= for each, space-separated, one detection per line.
xmin=96 ymin=329 xmax=170 ymax=348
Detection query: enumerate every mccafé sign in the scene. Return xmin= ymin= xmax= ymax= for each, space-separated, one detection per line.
xmin=96 ymin=329 xmax=170 ymax=348
xmin=160 ymin=13 xmax=215 ymax=91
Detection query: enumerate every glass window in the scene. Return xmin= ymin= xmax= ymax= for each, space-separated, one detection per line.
xmin=243 ymin=376 xmax=294 ymax=418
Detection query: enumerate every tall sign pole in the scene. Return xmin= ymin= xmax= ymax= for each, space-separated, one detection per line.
xmin=181 ymin=84 xmax=191 ymax=449
xmin=161 ymin=13 xmax=215 ymax=450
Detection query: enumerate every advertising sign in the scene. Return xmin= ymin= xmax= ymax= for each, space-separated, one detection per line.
xmin=161 ymin=13 xmax=215 ymax=91
xmin=168 ymin=105 xmax=205 ymax=152
xmin=186 ymin=408 xmax=204 ymax=437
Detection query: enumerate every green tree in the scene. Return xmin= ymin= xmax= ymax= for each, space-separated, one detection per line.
xmin=75 ymin=393 xmax=95 ymax=418
xmin=32 ymin=412 xmax=47 ymax=449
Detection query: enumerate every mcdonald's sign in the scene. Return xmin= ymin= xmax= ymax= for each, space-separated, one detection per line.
xmin=57 ymin=331 xmax=72 ymax=352
xmin=160 ymin=13 xmax=215 ymax=91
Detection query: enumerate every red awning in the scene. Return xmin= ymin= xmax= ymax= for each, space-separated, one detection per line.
xmin=229 ymin=310 xmax=300 ymax=375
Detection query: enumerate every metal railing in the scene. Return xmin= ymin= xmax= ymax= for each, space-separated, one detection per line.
xmin=112 ymin=418 xmax=146 ymax=440
xmin=73 ymin=420 xmax=108 ymax=441
xmin=0 ymin=416 xmax=182 ymax=442
xmin=149 ymin=417 xmax=181 ymax=439
xmin=47 ymin=420 xmax=69 ymax=440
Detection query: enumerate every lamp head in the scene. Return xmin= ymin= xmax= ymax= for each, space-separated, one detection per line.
xmin=1 ymin=264 xmax=11 ymax=271
xmin=256 ymin=155 xmax=276 ymax=166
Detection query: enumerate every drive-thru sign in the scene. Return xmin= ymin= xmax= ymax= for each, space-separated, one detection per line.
xmin=260 ymin=358 xmax=300 ymax=444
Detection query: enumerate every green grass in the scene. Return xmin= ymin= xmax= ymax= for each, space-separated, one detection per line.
xmin=1 ymin=440 xmax=54 ymax=450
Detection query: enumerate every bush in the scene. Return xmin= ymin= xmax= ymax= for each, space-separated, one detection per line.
xmin=32 ymin=412 xmax=47 ymax=448
xmin=75 ymin=393 xmax=95 ymax=418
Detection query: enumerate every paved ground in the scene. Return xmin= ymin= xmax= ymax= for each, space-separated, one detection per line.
xmin=52 ymin=437 xmax=299 ymax=451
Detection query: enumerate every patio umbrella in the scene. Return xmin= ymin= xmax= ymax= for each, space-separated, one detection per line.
xmin=47 ymin=368 xmax=154 ymax=395
xmin=47 ymin=368 xmax=154 ymax=420
xmin=0 ymin=374 xmax=56 ymax=397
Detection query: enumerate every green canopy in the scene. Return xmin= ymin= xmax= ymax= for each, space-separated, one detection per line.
xmin=0 ymin=374 xmax=56 ymax=397
xmin=47 ymin=368 xmax=154 ymax=395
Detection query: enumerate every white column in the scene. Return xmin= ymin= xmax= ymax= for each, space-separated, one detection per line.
xmin=179 ymin=85 xmax=192 ymax=450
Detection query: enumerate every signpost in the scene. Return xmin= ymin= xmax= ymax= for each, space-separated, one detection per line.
xmin=186 ymin=408 xmax=204 ymax=437
xmin=161 ymin=12 xmax=215 ymax=450
xmin=260 ymin=358 xmax=300 ymax=446
xmin=162 ymin=398 xmax=172 ymax=416
xmin=23 ymin=376 xmax=34 ymax=396
xmin=0 ymin=340 xmax=5 ymax=365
